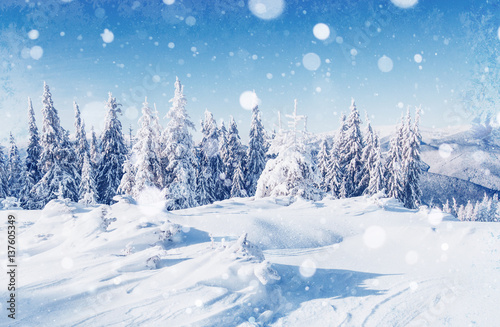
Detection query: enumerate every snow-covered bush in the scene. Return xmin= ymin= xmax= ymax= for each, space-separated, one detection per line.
xmin=0 ymin=197 xmax=21 ymax=210
xmin=254 ymin=260 xmax=281 ymax=285
xmin=146 ymin=255 xmax=160 ymax=269
xmin=227 ymin=232 xmax=265 ymax=261
xmin=157 ymin=221 xmax=182 ymax=243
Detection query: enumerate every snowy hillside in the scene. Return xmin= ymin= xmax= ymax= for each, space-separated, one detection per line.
xmin=420 ymin=133 xmax=500 ymax=192
xmin=420 ymin=171 xmax=496 ymax=206
xmin=5 ymin=195 xmax=500 ymax=326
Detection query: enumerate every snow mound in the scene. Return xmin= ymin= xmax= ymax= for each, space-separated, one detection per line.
xmin=12 ymin=195 xmax=500 ymax=326
xmin=227 ymin=232 xmax=265 ymax=261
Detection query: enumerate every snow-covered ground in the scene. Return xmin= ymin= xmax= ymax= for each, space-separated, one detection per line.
xmin=2 ymin=194 xmax=500 ymax=326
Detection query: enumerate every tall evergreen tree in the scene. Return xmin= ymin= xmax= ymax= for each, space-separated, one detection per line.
xmin=74 ymin=101 xmax=90 ymax=174
xmin=132 ymin=98 xmax=162 ymax=197
xmin=245 ymin=104 xmax=267 ymax=196
xmin=226 ymin=116 xmax=245 ymax=187
xmin=401 ymin=107 xmax=422 ymax=209
xmin=96 ymin=92 xmax=128 ymax=204
xmin=89 ymin=126 xmax=100 ymax=167
xmin=20 ymin=97 xmax=42 ymax=208
xmin=219 ymin=120 xmax=232 ymax=198
xmin=340 ymin=99 xmax=364 ymax=197
xmin=325 ymin=114 xmax=346 ymax=197
xmin=367 ymin=139 xmax=384 ymax=195
xmin=197 ymin=109 xmax=226 ymax=202
xmin=256 ymin=101 xmax=321 ymax=200
xmin=78 ymin=155 xmax=98 ymax=205
xmin=385 ymin=115 xmax=405 ymax=201
xmin=0 ymin=144 xmax=8 ymax=198
xmin=359 ymin=118 xmax=375 ymax=193
xmin=317 ymin=137 xmax=330 ymax=192
xmin=195 ymin=147 xmax=211 ymax=206
xmin=230 ymin=161 xmax=248 ymax=198
xmin=7 ymin=133 xmax=22 ymax=198
xmin=161 ymin=77 xmax=199 ymax=210
xmin=33 ymin=82 xmax=80 ymax=206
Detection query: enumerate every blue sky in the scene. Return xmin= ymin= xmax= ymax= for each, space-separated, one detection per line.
xmin=0 ymin=0 xmax=498 ymax=143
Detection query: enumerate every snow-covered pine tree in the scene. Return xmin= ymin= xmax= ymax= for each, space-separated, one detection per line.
xmin=33 ymin=82 xmax=80 ymax=207
xmin=401 ymin=107 xmax=423 ymax=209
xmin=384 ymin=115 xmax=405 ymax=201
xmin=0 ymin=144 xmax=8 ymax=198
xmin=117 ymin=158 xmax=135 ymax=196
xmin=226 ymin=116 xmax=245 ymax=189
xmin=325 ymin=114 xmax=346 ymax=197
xmin=197 ymin=109 xmax=226 ymax=202
xmin=245 ymin=104 xmax=267 ymax=196
xmin=96 ymin=92 xmax=128 ymax=204
xmin=359 ymin=117 xmax=375 ymax=193
xmin=20 ymin=97 xmax=42 ymax=207
xmin=131 ymin=97 xmax=162 ymax=198
xmin=256 ymin=100 xmax=321 ymax=200
xmin=78 ymin=154 xmax=98 ymax=205
xmin=317 ymin=137 xmax=330 ymax=192
xmin=367 ymin=141 xmax=384 ymax=195
xmin=340 ymin=99 xmax=364 ymax=197
xmin=219 ymin=120 xmax=232 ymax=198
xmin=73 ymin=101 xmax=90 ymax=174
xmin=89 ymin=126 xmax=100 ymax=167
xmin=160 ymin=77 xmax=198 ymax=210
xmin=7 ymin=133 xmax=23 ymax=198
xmin=230 ymin=161 xmax=248 ymax=198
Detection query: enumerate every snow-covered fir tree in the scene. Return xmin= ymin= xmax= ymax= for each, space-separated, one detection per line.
xmin=160 ymin=77 xmax=198 ymax=210
xmin=197 ymin=109 xmax=227 ymax=203
xmin=230 ymin=161 xmax=248 ymax=198
xmin=96 ymin=92 xmax=128 ymax=204
xmin=401 ymin=107 xmax=422 ymax=209
xmin=117 ymin=159 xmax=135 ymax=196
xmin=340 ymin=99 xmax=365 ymax=197
xmin=359 ymin=117 xmax=376 ymax=193
xmin=131 ymin=98 xmax=162 ymax=197
xmin=219 ymin=120 xmax=229 ymax=165
xmin=325 ymin=113 xmax=346 ymax=197
xmin=20 ymin=97 xmax=42 ymax=208
xmin=33 ymin=82 xmax=80 ymax=207
xmin=367 ymin=142 xmax=384 ymax=195
xmin=384 ymin=115 xmax=405 ymax=201
xmin=7 ymin=133 xmax=23 ymax=198
xmin=256 ymin=100 xmax=321 ymax=200
xmin=219 ymin=120 xmax=232 ymax=198
xmin=317 ymin=137 xmax=330 ymax=192
xmin=0 ymin=144 xmax=8 ymax=198
xmin=89 ymin=126 xmax=100 ymax=166
xmin=78 ymin=155 xmax=98 ymax=205
xmin=245 ymin=103 xmax=267 ymax=196
xmin=73 ymin=101 xmax=90 ymax=174
xmin=225 ymin=116 xmax=245 ymax=185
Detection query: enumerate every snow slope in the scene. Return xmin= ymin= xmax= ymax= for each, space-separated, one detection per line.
xmin=2 ymin=195 xmax=500 ymax=326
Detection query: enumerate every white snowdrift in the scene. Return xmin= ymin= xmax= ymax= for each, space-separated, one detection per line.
xmin=2 ymin=195 xmax=500 ymax=326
